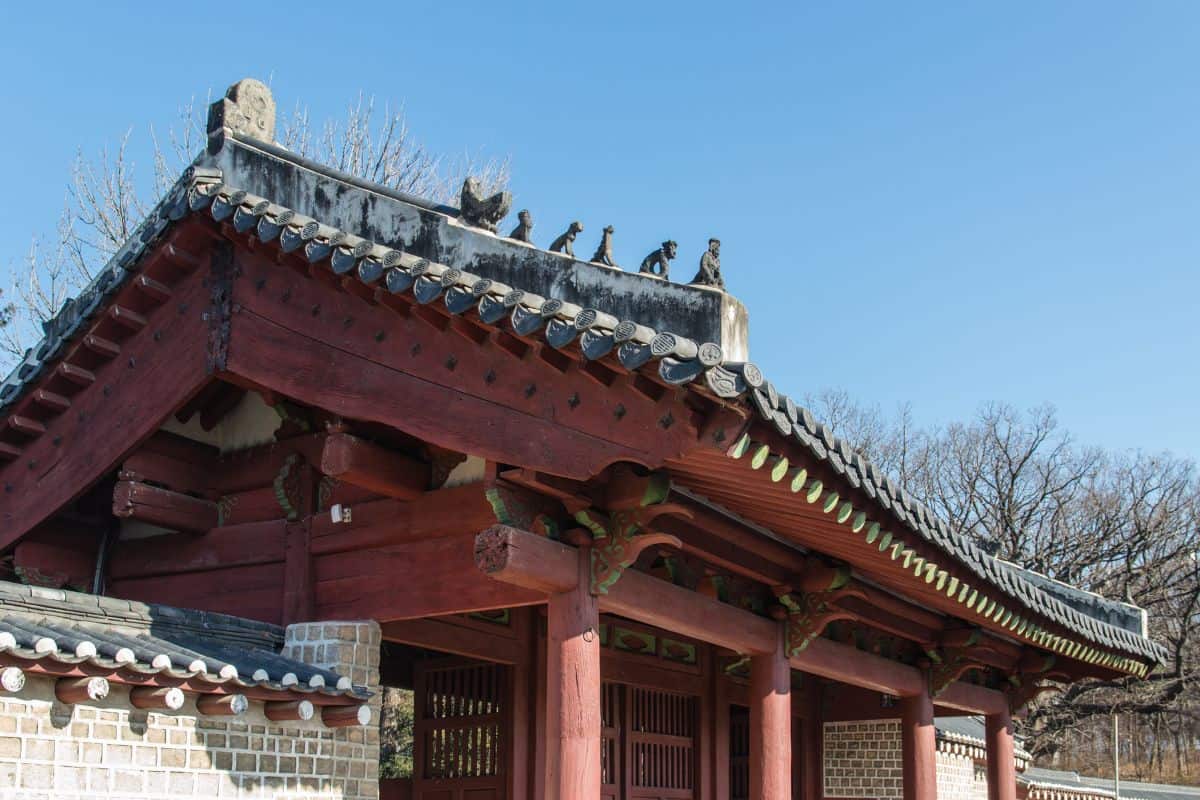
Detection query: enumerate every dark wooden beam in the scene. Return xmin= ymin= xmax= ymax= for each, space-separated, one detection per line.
xmin=309 ymin=483 xmax=498 ymax=555
xmin=225 ymin=249 xmax=706 ymax=480
xmin=319 ymin=431 xmax=429 ymax=500
xmin=119 ymin=431 xmax=222 ymax=497
xmin=0 ymin=263 xmax=211 ymax=552
xmin=109 ymin=520 xmax=286 ymax=580
xmin=381 ymin=617 xmax=527 ymax=664
xmin=475 ymin=525 xmax=1013 ymax=707
xmin=314 ymin=532 xmax=544 ymax=621
xmin=112 ymin=481 xmax=219 ymax=534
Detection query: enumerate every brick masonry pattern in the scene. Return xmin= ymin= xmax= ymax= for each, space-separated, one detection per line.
xmin=0 ymin=620 xmax=381 ymax=800
xmin=823 ymin=719 xmax=990 ymax=800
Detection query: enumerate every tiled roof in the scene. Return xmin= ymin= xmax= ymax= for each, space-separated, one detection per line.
xmin=1020 ymin=767 xmax=1200 ymax=800
xmin=0 ymin=580 xmax=366 ymax=702
xmin=0 ymin=138 xmax=1166 ymax=671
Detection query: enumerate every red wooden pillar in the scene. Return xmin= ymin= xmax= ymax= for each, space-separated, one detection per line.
xmin=750 ymin=624 xmax=791 ymax=800
xmin=901 ymin=692 xmax=937 ymax=800
xmin=545 ymin=548 xmax=601 ymax=800
xmin=985 ymin=709 xmax=1017 ymax=800
xmin=800 ymin=678 xmax=823 ymax=800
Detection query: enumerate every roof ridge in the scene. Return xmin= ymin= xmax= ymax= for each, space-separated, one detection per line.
xmin=0 ymin=156 xmax=1165 ymax=668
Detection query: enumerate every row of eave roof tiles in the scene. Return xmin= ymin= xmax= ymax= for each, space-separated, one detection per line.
xmin=0 ymin=164 xmax=1166 ymax=667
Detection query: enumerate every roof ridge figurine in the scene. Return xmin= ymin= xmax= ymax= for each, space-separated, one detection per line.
xmin=639 ymin=240 xmax=677 ymax=280
xmin=549 ymin=221 xmax=584 ymax=258
xmin=459 ymin=177 xmax=512 ymax=233
xmin=690 ymin=238 xmax=724 ymax=290
xmin=508 ymin=209 xmax=533 ymax=243
xmin=591 ymin=225 xmax=618 ymax=268
xmin=206 ymin=78 xmax=276 ymax=144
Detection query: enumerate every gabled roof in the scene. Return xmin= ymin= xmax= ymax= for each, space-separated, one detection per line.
xmin=0 ymin=83 xmax=1166 ymax=675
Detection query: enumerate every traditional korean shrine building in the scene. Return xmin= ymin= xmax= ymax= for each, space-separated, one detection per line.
xmin=0 ymin=80 xmax=1165 ymax=799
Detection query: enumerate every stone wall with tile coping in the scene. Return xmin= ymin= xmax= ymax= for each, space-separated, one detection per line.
xmin=0 ymin=620 xmax=380 ymax=800
xmin=823 ymin=718 xmax=991 ymax=800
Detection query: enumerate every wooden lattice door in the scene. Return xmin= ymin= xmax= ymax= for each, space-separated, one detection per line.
xmin=625 ymin=685 xmax=697 ymax=800
xmin=413 ymin=659 xmax=508 ymax=800
xmin=602 ymin=682 xmax=623 ymax=800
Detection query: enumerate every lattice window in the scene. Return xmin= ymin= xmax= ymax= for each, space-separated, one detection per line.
xmin=629 ymin=687 xmax=696 ymax=795
xmin=418 ymin=662 xmax=505 ymax=780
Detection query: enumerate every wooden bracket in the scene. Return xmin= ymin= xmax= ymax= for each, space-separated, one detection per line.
xmin=273 ymin=453 xmax=307 ymax=521
xmin=484 ymin=482 xmax=561 ymax=537
xmin=576 ymin=507 xmax=684 ymax=595
xmin=775 ymin=572 xmax=865 ymax=657
xmin=574 ymin=469 xmax=687 ymax=595
xmin=926 ymin=629 xmax=989 ymax=697
xmin=1004 ymin=649 xmax=1060 ymax=713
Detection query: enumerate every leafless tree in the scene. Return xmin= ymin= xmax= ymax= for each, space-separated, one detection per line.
xmin=0 ymin=91 xmax=510 ymax=368
xmin=810 ymin=393 xmax=1200 ymax=781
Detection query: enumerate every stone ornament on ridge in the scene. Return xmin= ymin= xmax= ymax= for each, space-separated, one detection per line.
xmin=591 ymin=225 xmax=618 ymax=267
xmin=690 ymin=238 xmax=724 ymax=289
xmin=459 ymin=178 xmax=513 ymax=233
xmin=207 ymin=78 xmax=276 ymax=142
xmin=639 ymin=240 xmax=677 ymax=279
xmin=549 ymin=221 xmax=584 ymax=258
xmin=508 ymin=209 xmax=534 ymax=243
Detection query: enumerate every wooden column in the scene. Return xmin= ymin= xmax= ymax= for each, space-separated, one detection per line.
xmin=750 ymin=623 xmax=791 ymax=800
xmin=900 ymin=692 xmax=937 ymax=800
xmin=800 ymin=678 xmax=823 ymax=800
xmin=985 ymin=708 xmax=1017 ymax=800
xmin=545 ymin=546 xmax=601 ymax=800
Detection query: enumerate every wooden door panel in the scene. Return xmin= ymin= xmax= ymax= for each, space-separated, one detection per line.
xmin=626 ymin=686 xmax=697 ymax=800
xmin=413 ymin=659 xmax=508 ymax=800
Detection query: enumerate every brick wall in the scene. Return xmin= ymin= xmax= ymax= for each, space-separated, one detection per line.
xmin=936 ymin=747 xmax=988 ymax=800
xmin=823 ymin=719 xmax=991 ymax=800
xmin=823 ymin=720 xmax=904 ymax=799
xmin=0 ymin=620 xmax=380 ymax=800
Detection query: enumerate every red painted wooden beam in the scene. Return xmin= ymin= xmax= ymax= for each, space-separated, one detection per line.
xmin=225 ymin=251 xmax=706 ymax=479
xmin=0 ymin=268 xmax=211 ymax=552
xmin=112 ymin=480 xmax=220 ymax=534
xmin=475 ymin=525 xmax=956 ymax=702
xmin=319 ymin=431 xmax=429 ymax=500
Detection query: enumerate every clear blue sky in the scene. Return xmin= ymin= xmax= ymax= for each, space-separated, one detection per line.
xmin=2 ymin=2 xmax=1197 ymax=459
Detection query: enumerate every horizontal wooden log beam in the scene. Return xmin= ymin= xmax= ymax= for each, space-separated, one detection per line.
xmin=936 ymin=679 xmax=1008 ymax=716
xmin=0 ymin=263 xmax=210 ymax=552
xmin=474 ymin=525 xmax=578 ymax=594
xmin=475 ymin=525 xmax=1006 ymax=710
xmin=56 ymin=676 xmax=109 ymax=704
xmin=475 ymin=525 xmax=775 ymax=654
xmin=315 ymin=531 xmax=544 ymax=621
xmin=112 ymin=481 xmax=219 ymax=534
xmin=109 ymin=520 xmax=286 ymax=580
xmin=309 ymin=483 xmax=497 ymax=555
xmin=130 ymin=686 xmax=185 ymax=710
xmin=197 ymin=694 xmax=248 ymax=716
xmin=322 ymin=704 xmax=372 ymax=728
xmin=381 ymin=617 xmax=527 ymax=665
xmin=320 ymin=431 xmax=429 ymax=500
